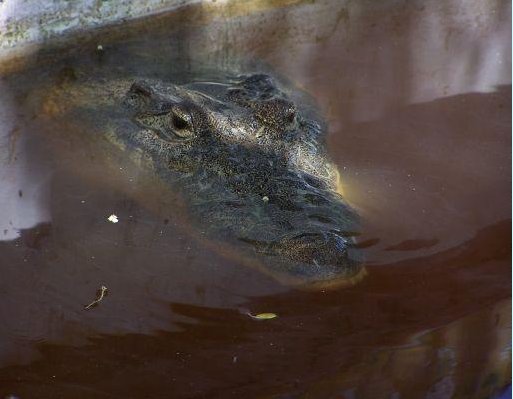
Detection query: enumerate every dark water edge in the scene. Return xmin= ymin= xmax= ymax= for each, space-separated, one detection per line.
xmin=0 ymin=0 xmax=510 ymax=397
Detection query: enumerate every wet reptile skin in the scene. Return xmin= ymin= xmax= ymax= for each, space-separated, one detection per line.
xmin=45 ymin=72 xmax=362 ymax=286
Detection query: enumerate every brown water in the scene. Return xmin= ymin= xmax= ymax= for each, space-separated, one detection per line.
xmin=0 ymin=0 xmax=511 ymax=398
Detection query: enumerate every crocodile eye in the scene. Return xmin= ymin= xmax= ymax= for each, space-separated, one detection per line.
xmin=170 ymin=108 xmax=194 ymax=139
xmin=172 ymin=114 xmax=190 ymax=130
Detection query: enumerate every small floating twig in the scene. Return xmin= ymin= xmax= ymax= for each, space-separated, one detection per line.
xmin=84 ymin=285 xmax=108 ymax=310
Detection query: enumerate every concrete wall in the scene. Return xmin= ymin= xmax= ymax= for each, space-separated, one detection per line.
xmin=0 ymin=0 xmax=198 ymax=54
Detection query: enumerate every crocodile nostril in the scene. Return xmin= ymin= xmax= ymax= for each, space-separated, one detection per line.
xmin=130 ymin=81 xmax=153 ymax=97
xmin=286 ymin=109 xmax=296 ymax=124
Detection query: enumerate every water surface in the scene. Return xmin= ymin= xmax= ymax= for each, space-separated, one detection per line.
xmin=0 ymin=0 xmax=510 ymax=397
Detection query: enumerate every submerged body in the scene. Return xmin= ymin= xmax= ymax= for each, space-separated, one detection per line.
xmin=41 ymin=72 xmax=362 ymax=286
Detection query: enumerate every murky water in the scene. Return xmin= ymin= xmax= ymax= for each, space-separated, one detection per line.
xmin=0 ymin=0 xmax=510 ymax=398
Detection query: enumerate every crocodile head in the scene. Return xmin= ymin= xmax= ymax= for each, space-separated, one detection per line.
xmin=117 ymin=73 xmax=361 ymax=286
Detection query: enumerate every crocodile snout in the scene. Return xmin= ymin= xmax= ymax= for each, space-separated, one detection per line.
xmin=279 ymin=231 xmax=351 ymax=266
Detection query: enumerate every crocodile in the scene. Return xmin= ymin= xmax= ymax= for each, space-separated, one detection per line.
xmin=41 ymin=72 xmax=362 ymax=287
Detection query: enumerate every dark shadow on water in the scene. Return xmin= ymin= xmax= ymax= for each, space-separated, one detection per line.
xmin=0 ymin=220 xmax=509 ymax=398
xmin=0 ymin=84 xmax=509 ymax=399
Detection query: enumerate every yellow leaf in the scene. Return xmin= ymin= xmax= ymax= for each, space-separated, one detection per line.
xmin=248 ymin=312 xmax=278 ymax=320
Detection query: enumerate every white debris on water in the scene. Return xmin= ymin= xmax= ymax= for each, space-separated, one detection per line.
xmin=107 ymin=214 xmax=119 ymax=223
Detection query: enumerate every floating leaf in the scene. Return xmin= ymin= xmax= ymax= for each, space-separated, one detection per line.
xmin=247 ymin=312 xmax=278 ymax=320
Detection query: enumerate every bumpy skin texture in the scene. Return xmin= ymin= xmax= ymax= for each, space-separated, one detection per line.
xmin=116 ymin=73 xmax=361 ymax=285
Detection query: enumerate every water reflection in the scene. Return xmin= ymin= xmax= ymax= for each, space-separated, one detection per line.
xmin=0 ymin=80 xmax=52 ymax=241
xmin=330 ymin=85 xmax=511 ymax=265
xmin=0 ymin=279 xmax=509 ymax=398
